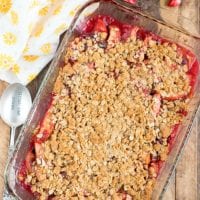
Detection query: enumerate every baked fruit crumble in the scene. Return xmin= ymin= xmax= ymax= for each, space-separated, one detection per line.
xmin=18 ymin=15 xmax=199 ymax=200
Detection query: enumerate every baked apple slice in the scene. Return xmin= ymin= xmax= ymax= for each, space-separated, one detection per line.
xmin=152 ymin=93 xmax=161 ymax=116
xmin=93 ymin=18 xmax=107 ymax=33
xmin=25 ymin=151 xmax=35 ymax=173
xmin=34 ymin=109 xmax=54 ymax=143
xmin=107 ymin=25 xmax=121 ymax=48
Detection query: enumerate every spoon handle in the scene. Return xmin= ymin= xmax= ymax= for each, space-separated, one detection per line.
xmin=3 ymin=189 xmax=16 ymax=200
xmin=2 ymin=127 xmax=17 ymax=199
xmin=9 ymin=127 xmax=16 ymax=150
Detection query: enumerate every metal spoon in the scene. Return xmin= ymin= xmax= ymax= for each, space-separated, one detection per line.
xmin=0 ymin=83 xmax=32 ymax=154
xmin=0 ymin=83 xmax=32 ymax=199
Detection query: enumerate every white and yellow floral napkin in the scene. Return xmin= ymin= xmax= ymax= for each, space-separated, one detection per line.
xmin=0 ymin=0 xmax=87 ymax=85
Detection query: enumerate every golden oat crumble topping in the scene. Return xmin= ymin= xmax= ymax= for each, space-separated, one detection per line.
xmin=25 ymin=30 xmax=190 ymax=200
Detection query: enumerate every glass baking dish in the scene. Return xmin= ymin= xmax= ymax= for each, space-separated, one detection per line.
xmin=4 ymin=0 xmax=200 ymax=199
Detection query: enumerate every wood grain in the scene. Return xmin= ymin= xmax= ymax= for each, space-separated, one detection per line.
xmin=176 ymin=118 xmax=198 ymax=200
xmin=198 ymin=111 xmax=200 ymax=200
xmin=162 ymin=173 xmax=175 ymax=200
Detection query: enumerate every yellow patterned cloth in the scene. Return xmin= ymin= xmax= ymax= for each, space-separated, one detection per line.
xmin=0 ymin=0 xmax=86 ymax=84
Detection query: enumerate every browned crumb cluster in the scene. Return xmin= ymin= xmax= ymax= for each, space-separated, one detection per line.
xmin=25 ymin=31 xmax=190 ymax=200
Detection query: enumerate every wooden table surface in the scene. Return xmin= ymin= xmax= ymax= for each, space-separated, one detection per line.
xmin=0 ymin=1 xmax=199 ymax=199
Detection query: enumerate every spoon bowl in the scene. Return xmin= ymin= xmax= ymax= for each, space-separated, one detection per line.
xmin=0 ymin=83 xmax=32 ymax=128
